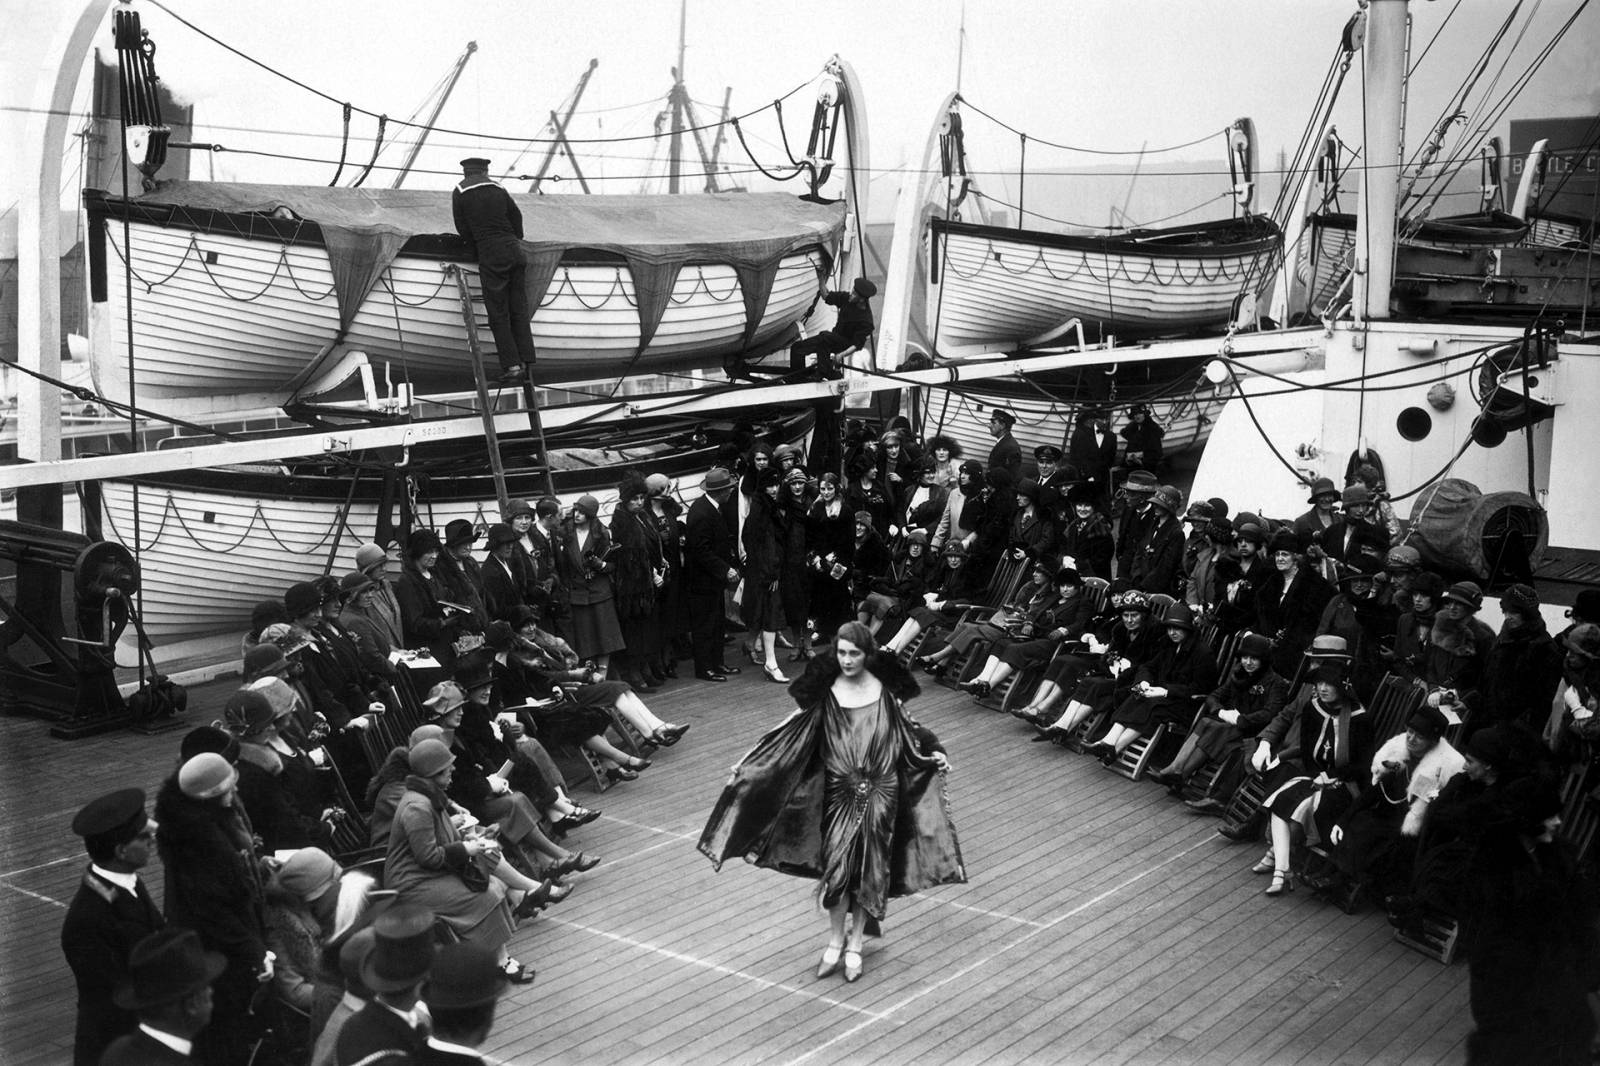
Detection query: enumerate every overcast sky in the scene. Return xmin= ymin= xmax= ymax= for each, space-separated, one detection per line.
xmin=6 ymin=0 xmax=1597 ymax=222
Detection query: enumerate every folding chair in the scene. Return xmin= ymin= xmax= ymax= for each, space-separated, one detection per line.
xmin=1082 ymin=577 xmax=1111 ymax=618
xmin=1105 ymin=722 xmax=1169 ymax=781
xmin=1366 ymin=673 xmax=1427 ymax=747
xmin=1180 ymin=748 xmax=1243 ymax=807
xmin=1218 ymin=771 xmax=1272 ymax=841
xmin=1392 ymin=913 xmax=1463 ymax=964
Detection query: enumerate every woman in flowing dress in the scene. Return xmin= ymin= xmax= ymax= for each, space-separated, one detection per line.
xmin=698 ymin=621 xmax=965 ymax=983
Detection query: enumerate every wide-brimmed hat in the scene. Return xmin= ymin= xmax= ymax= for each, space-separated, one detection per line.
xmin=261 ymin=623 xmax=315 ymax=657
xmin=905 ymin=529 xmax=929 ymax=547
xmin=360 ymin=904 xmax=438 ymax=993
xmin=113 ymin=928 xmax=227 ymax=1011
xmin=703 ymin=467 xmax=735 ymax=493
xmin=422 ymin=681 xmax=467 ymax=719
xmin=1066 ymin=482 xmax=1099 ymax=507
xmin=484 ymin=523 xmax=518 ymax=550
xmin=503 ymin=498 xmax=535 ymax=520
xmin=1306 ymin=477 xmax=1339 ymax=503
xmin=1464 ymin=726 xmax=1511 ymax=768
xmin=444 ymin=519 xmax=479 ymax=549
xmin=423 ymin=943 xmax=509 ymax=1011
xmin=1308 ymin=661 xmax=1351 ymax=688
xmin=1183 ymin=500 xmax=1214 ymax=522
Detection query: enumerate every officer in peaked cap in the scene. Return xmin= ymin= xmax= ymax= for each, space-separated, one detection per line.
xmin=60 ymin=788 xmax=165 ymax=1066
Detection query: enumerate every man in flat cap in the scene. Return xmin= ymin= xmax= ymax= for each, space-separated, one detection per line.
xmin=60 ymin=788 xmax=164 ymax=1066
xmin=452 ymin=157 xmax=538 ymax=386
xmin=786 ymin=276 xmax=877 ymax=379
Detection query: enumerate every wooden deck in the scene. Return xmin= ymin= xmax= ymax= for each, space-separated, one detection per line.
xmin=0 ymin=667 xmax=1469 ymax=1066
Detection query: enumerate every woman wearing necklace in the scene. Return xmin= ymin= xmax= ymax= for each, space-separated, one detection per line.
xmin=699 ymin=622 xmax=965 ymax=983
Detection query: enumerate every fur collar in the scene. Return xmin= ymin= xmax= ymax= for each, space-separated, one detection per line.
xmin=788 ymin=650 xmax=918 ymax=709
xmin=237 ymin=741 xmax=283 ymax=776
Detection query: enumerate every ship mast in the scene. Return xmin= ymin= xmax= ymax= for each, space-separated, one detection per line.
xmin=1354 ymin=0 xmax=1407 ymax=324
xmin=668 ymin=0 xmax=688 ymax=193
xmin=389 ymin=40 xmax=477 ymax=189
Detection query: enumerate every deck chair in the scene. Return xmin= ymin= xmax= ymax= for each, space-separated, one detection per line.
xmin=1105 ymin=722 xmax=1170 ymax=781
xmin=1392 ymin=912 xmax=1464 ymax=964
xmin=1082 ymin=577 xmax=1111 ymax=618
xmin=1147 ymin=592 xmax=1178 ymax=619
xmin=1217 ymin=771 xmax=1272 ymax=841
xmin=322 ymin=758 xmax=385 ymax=864
xmin=1180 ymin=747 xmax=1244 ymax=807
xmin=901 ymin=554 xmax=1028 ymax=668
xmin=933 ymin=555 xmax=1033 ymax=691
xmin=1366 ymin=673 xmax=1427 ymax=747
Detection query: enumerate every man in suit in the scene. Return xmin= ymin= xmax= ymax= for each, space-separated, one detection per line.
xmin=310 ymin=929 xmax=377 ymax=1066
xmin=985 ymin=408 xmax=1022 ymax=479
xmin=418 ymin=943 xmax=509 ymax=1065
xmin=61 ymin=788 xmax=164 ymax=1066
xmin=336 ymin=905 xmax=434 ymax=1066
xmin=451 ymin=157 xmax=537 ymax=385
xmin=99 ymin=927 xmax=225 ymax=1065
xmin=523 ymin=498 xmax=569 ymax=636
xmin=684 ymin=467 xmax=743 ymax=682
xmin=1068 ymin=407 xmax=1119 ymax=508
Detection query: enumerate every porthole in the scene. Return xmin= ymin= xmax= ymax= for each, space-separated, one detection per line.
xmin=1397 ymin=407 xmax=1432 ymax=442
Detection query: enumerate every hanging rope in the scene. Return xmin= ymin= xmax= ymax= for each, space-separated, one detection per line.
xmin=956 ymin=95 xmax=1229 ymax=156
xmin=348 ymin=114 xmax=388 ymax=188
xmin=327 ymin=102 xmax=353 ymax=186
xmin=729 ymin=117 xmax=806 ymax=182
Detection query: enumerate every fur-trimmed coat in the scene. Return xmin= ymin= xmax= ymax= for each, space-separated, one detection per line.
xmin=1366 ymin=732 xmax=1466 ymax=837
xmin=153 ymin=777 xmax=268 ymax=968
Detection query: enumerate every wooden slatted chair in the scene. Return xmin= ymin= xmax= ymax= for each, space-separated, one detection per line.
xmin=1180 ymin=748 xmax=1243 ymax=808
xmin=1061 ymin=705 xmax=1112 ymax=753
xmin=1147 ymin=592 xmax=1178 ymax=619
xmin=1392 ymin=914 xmax=1464 ymax=964
xmin=935 ymin=555 xmax=1033 ymax=691
xmin=1217 ymin=771 xmax=1272 ymax=841
xmin=1366 ymin=673 xmax=1427 ymax=749
xmin=322 ymin=758 xmax=385 ymax=864
xmin=1105 ymin=723 xmax=1168 ymax=781
xmin=1082 ymin=577 xmax=1111 ymax=618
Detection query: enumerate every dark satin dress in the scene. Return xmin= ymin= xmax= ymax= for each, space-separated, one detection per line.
xmin=821 ymin=696 xmax=903 ymax=914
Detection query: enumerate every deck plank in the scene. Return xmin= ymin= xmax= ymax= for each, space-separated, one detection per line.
xmin=0 ymin=665 xmax=1471 ymax=1065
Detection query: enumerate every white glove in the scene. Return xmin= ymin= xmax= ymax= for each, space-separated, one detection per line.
xmin=1250 ymin=742 xmax=1272 ymax=772
xmin=1145 ymin=686 xmax=1168 ymax=699
xmin=346 ymin=715 xmax=373 ymax=731
xmin=1329 ymin=825 xmax=1344 ymax=846
xmin=486 ymin=773 xmax=511 ymax=795
xmin=1218 ymin=709 xmax=1240 ymax=726
xmin=367 ymin=701 xmax=387 ymax=715
xmin=258 ymin=951 xmax=276 ymax=982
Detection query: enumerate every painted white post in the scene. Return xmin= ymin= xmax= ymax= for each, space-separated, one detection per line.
xmin=1355 ymin=0 xmax=1407 ymax=324
xmin=16 ymin=0 xmax=115 ymax=463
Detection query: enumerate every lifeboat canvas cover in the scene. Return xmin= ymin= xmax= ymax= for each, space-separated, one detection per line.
xmin=121 ymin=182 xmax=846 ymax=349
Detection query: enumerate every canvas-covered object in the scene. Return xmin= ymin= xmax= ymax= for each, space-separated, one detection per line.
xmin=122 ymin=182 xmax=845 ymax=350
xmin=1407 ymin=478 xmax=1546 ymax=579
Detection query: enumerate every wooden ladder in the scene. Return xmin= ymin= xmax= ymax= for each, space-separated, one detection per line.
xmin=448 ymin=265 xmax=555 ymax=509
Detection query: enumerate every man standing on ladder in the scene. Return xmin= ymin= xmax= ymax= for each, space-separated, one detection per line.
xmin=452 ymin=158 xmax=538 ymax=385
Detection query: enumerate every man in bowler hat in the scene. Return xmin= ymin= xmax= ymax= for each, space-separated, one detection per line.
xmin=99 ymin=927 xmax=226 ymax=1065
xmin=452 ymin=158 xmax=538 ymax=385
xmin=335 ymin=904 xmax=435 ymax=1066
xmin=61 ymin=787 xmax=164 ymax=1066
xmin=419 ymin=943 xmax=510 ymax=1065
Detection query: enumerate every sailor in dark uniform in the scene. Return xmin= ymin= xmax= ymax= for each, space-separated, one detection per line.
xmin=986 ymin=408 xmax=1022 ymax=479
xmin=451 ymin=157 xmax=537 ymax=385
xmin=788 ymin=277 xmax=877 ymax=377
xmin=59 ymin=788 xmax=164 ymax=1066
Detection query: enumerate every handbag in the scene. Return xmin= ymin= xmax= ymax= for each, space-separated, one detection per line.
xmin=459 ymin=851 xmax=492 ymax=893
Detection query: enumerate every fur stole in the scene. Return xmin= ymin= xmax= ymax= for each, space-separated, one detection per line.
xmin=788 ymin=650 xmax=919 ymax=708
xmin=1369 ymin=732 xmax=1466 ymax=836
